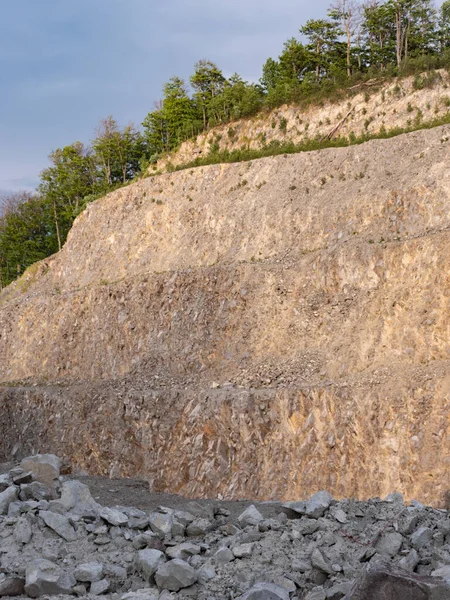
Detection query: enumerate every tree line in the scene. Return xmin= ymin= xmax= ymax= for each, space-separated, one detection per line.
xmin=1 ymin=0 xmax=450 ymax=288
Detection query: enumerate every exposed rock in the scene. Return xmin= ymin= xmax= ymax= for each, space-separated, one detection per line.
xmin=73 ymin=562 xmax=104 ymax=582
xmin=343 ymin=561 xmax=450 ymax=599
xmin=411 ymin=526 xmax=434 ymax=550
xmin=0 ymin=577 xmax=25 ymax=597
xmin=233 ymin=543 xmax=254 ymax=558
xmin=374 ymin=532 xmax=404 ymax=557
xmin=237 ymin=582 xmax=290 ymax=600
xmin=39 ymin=510 xmax=78 ymax=542
xmin=135 ymin=549 xmax=166 ymax=582
xmin=214 ymin=547 xmax=235 ymax=563
xmin=305 ymin=491 xmax=333 ymax=519
xmin=90 ymin=578 xmax=110 ymax=595
xmin=0 ymin=486 xmax=18 ymax=514
xmin=186 ymin=518 xmax=214 ymax=537
xmin=154 ymin=558 xmax=197 ymax=591
xmin=311 ymin=548 xmax=334 ymax=575
xmin=13 ymin=516 xmax=32 ymax=544
xmin=20 ymin=455 xmax=61 ymax=495
xmin=100 ymin=506 xmax=128 ymax=527
xmin=166 ymin=542 xmax=201 ymax=560
xmin=52 ymin=480 xmax=100 ymax=518
xmin=238 ymin=505 xmax=264 ymax=527
xmin=149 ymin=512 xmax=173 ymax=538
xmin=24 ymin=558 xmax=76 ymax=597
xmin=121 ymin=590 xmax=160 ymax=600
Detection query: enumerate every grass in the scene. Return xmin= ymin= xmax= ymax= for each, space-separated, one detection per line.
xmin=171 ymin=111 xmax=450 ymax=173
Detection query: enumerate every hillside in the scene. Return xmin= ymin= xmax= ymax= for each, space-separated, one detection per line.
xmin=1 ymin=125 xmax=450 ymax=505
xmin=157 ymin=71 xmax=450 ymax=170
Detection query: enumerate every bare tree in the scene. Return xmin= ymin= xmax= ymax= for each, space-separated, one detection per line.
xmin=329 ymin=0 xmax=361 ymax=77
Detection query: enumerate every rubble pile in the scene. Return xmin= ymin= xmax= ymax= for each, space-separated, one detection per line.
xmin=1 ymin=455 xmax=450 ymax=599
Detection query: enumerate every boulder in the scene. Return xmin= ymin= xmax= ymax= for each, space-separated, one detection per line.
xmin=100 ymin=506 xmax=128 ymax=527
xmin=343 ymin=561 xmax=450 ymax=599
xmin=411 ymin=526 xmax=433 ymax=550
xmin=166 ymin=542 xmax=201 ymax=560
xmin=73 ymin=562 xmax=104 ymax=583
xmin=51 ymin=480 xmax=100 ymax=518
xmin=237 ymin=582 xmax=290 ymax=600
xmin=121 ymin=589 xmax=160 ymax=600
xmin=24 ymin=558 xmax=76 ymax=597
xmin=0 ymin=577 xmax=25 ymax=597
xmin=238 ymin=505 xmax=264 ymax=526
xmin=90 ymin=578 xmax=110 ymax=595
xmin=154 ymin=558 xmax=197 ymax=592
xmin=13 ymin=516 xmax=33 ymax=544
xmin=374 ymin=532 xmax=404 ymax=557
xmin=20 ymin=454 xmax=61 ymax=496
xmin=305 ymin=491 xmax=333 ymax=519
xmin=135 ymin=549 xmax=166 ymax=582
xmin=148 ymin=512 xmax=173 ymax=538
xmin=0 ymin=486 xmax=18 ymax=514
xmin=39 ymin=510 xmax=78 ymax=542
xmin=186 ymin=517 xmax=215 ymax=537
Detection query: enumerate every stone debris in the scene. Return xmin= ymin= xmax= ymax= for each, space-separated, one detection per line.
xmin=2 ymin=454 xmax=450 ymax=599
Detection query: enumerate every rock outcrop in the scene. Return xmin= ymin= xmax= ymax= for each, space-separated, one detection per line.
xmin=1 ymin=126 xmax=450 ymax=504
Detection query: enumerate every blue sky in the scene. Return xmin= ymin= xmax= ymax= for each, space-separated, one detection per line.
xmin=0 ymin=0 xmax=337 ymax=194
xmin=0 ymin=0 xmax=442 ymax=195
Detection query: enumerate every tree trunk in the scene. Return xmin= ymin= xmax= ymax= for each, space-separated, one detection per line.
xmin=53 ymin=199 xmax=62 ymax=252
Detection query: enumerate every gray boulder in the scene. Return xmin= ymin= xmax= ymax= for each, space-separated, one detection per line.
xmin=237 ymin=582 xmax=290 ymax=600
xmin=374 ymin=532 xmax=403 ymax=557
xmin=121 ymin=589 xmax=160 ymax=600
xmin=0 ymin=576 xmax=25 ymax=597
xmin=238 ymin=505 xmax=264 ymax=526
xmin=0 ymin=486 xmax=18 ymax=514
xmin=100 ymin=506 xmax=128 ymax=527
xmin=90 ymin=578 xmax=110 ymax=595
xmin=343 ymin=561 xmax=450 ymax=599
xmin=154 ymin=558 xmax=197 ymax=591
xmin=166 ymin=542 xmax=201 ymax=560
xmin=73 ymin=562 xmax=104 ymax=583
xmin=186 ymin=517 xmax=215 ymax=537
xmin=305 ymin=491 xmax=333 ymax=519
xmin=13 ymin=516 xmax=33 ymax=544
xmin=149 ymin=512 xmax=173 ymax=538
xmin=20 ymin=454 xmax=61 ymax=496
xmin=24 ymin=558 xmax=76 ymax=597
xmin=51 ymin=480 xmax=100 ymax=518
xmin=135 ymin=549 xmax=166 ymax=582
xmin=39 ymin=510 xmax=77 ymax=542
xmin=411 ymin=526 xmax=433 ymax=550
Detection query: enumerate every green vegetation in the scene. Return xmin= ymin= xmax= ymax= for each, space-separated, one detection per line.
xmin=2 ymin=0 xmax=450 ymax=287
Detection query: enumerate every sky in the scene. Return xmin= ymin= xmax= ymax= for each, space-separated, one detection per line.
xmin=0 ymin=0 xmax=337 ymax=195
xmin=1 ymin=0 xmax=444 ymax=195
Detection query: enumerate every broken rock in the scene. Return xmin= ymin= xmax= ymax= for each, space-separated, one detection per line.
xmin=24 ymin=558 xmax=76 ymax=598
xmin=154 ymin=558 xmax=197 ymax=592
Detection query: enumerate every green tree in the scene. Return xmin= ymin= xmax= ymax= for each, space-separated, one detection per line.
xmin=190 ymin=60 xmax=225 ymax=129
xmin=39 ymin=142 xmax=96 ymax=250
xmin=300 ymin=19 xmax=343 ymax=79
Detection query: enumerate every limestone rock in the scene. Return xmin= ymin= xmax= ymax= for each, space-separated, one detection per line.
xmin=0 ymin=576 xmax=25 ymax=597
xmin=237 ymin=582 xmax=290 ymax=600
xmin=100 ymin=506 xmax=128 ymax=527
xmin=24 ymin=558 xmax=76 ymax=597
xmin=20 ymin=455 xmax=61 ymax=495
xmin=13 ymin=516 xmax=32 ymax=544
xmin=0 ymin=486 xmax=18 ymax=515
xmin=238 ymin=505 xmax=264 ymax=526
xmin=186 ymin=517 xmax=215 ymax=537
xmin=90 ymin=578 xmax=110 ymax=595
xmin=411 ymin=526 xmax=433 ymax=550
xmin=343 ymin=561 xmax=450 ymax=599
xmin=148 ymin=512 xmax=173 ymax=538
xmin=135 ymin=549 xmax=166 ymax=582
xmin=305 ymin=491 xmax=333 ymax=519
xmin=39 ymin=510 xmax=78 ymax=542
xmin=121 ymin=589 xmax=160 ymax=600
xmin=154 ymin=558 xmax=197 ymax=592
xmin=73 ymin=562 xmax=104 ymax=583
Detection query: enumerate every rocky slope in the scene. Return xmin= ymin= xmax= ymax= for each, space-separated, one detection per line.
xmin=2 ymin=453 xmax=450 ymax=600
xmin=157 ymin=70 xmax=450 ymax=170
xmin=1 ymin=125 xmax=450 ymax=505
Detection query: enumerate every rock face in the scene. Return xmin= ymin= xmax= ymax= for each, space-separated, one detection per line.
xmin=1 ymin=126 xmax=450 ymax=504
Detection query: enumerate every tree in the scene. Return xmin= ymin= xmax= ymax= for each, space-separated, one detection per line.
xmin=161 ymin=77 xmax=198 ymax=150
xmin=0 ymin=193 xmax=53 ymax=288
xmin=300 ymin=19 xmax=343 ymax=79
xmin=329 ymin=0 xmax=361 ymax=76
xmin=190 ymin=60 xmax=225 ymax=129
xmin=440 ymin=0 xmax=450 ymax=50
xmin=362 ymin=0 xmax=396 ymax=70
